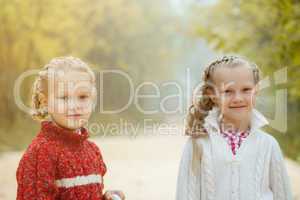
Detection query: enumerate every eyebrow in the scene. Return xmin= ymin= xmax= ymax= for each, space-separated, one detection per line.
xmin=219 ymin=83 xmax=255 ymax=89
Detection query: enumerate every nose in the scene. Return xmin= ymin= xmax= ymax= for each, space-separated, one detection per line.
xmin=232 ymin=91 xmax=243 ymax=103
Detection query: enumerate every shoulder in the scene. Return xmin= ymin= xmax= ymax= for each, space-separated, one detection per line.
xmin=256 ymin=129 xmax=277 ymax=142
xmin=85 ymin=140 xmax=103 ymax=155
xmin=17 ymin=134 xmax=57 ymax=174
xmin=20 ymin=133 xmax=57 ymax=163
xmin=24 ymin=134 xmax=50 ymax=154
xmin=255 ymin=129 xmax=281 ymax=150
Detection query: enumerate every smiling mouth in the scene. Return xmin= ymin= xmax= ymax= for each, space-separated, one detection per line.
xmin=67 ymin=114 xmax=82 ymax=117
xmin=229 ymin=106 xmax=247 ymax=109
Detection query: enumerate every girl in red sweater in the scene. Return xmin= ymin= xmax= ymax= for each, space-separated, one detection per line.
xmin=16 ymin=56 xmax=125 ymax=200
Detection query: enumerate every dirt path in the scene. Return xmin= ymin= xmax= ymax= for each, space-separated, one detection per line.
xmin=1 ymin=136 xmax=299 ymax=200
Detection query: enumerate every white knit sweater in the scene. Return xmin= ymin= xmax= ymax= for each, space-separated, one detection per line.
xmin=176 ymin=107 xmax=293 ymax=200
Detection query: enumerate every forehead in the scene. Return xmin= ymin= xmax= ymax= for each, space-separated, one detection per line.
xmin=212 ymin=66 xmax=255 ymax=87
xmin=51 ymin=71 xmax=94 ymax=93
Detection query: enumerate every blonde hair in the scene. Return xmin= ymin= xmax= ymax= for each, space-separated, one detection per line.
xmin=186 ymin=55 xmax=261 ymax=173
xmin=31 ymin=56 xmax=96 ymax=121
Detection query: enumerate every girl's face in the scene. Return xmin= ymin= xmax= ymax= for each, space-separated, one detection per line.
xmin=211 ymin=65 xmax=257 ymax=124
xmin=47 ymin=70 xmax=96 ymax=130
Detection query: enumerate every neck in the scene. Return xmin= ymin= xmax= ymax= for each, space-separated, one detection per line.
xmin=220 ymin=115 xmax=251 ymax=133
xmin=50 ymin=119 xmax=80 ymax=132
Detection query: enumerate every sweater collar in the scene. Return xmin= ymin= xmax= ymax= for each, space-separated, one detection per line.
xmin=203 ymin=107 xmax=269 ymax=134
xmin=41 ymin=120 xmax=89 ymax=144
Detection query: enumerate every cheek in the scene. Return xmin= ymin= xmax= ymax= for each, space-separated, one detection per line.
xmin=48 ymin=99 xmax=68 ymax=114
xmin=78 ymin=100 xmax=94 ymax=112
xmin=216 ymin=96 xmax=231 ymax=108
xmin=248 ymin=94 xmax=256 ymax=106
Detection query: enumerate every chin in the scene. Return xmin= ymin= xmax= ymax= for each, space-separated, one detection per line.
xmin=61 ymin=119 xmax=87 ymax=130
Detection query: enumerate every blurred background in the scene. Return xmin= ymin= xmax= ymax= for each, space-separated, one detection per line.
xmin=0 ymin=0 xmax=300 ymax=199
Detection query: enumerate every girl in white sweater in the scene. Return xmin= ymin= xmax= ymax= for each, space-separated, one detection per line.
xmin=176 ymin=56 xmax=293 ymax=200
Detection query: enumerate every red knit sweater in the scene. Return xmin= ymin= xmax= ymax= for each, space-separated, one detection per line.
xmin=16 ymin=121 xmax=107 ymax=200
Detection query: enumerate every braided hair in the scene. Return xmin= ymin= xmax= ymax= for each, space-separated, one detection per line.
xmin=31 ymin=56 xmax=96 ymax=121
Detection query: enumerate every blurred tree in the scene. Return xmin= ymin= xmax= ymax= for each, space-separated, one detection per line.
xmin=0 ymin=0 xmax=180 ymax=150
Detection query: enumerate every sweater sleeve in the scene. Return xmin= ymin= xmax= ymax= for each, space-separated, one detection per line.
xmin=269 ymin=139 xmax=293 ymax=200
xmin=90 ymin=142 xmax=107 ymax=176
xmin=16 ymin=142 xmax=58 ymax=200
xmin=176 ymin=138 xmax=201 ymax=200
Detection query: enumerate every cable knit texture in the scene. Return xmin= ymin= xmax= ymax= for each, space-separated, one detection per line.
xmin=16 ymin=121 xmax=107 ymax=200
xmin=176 ymin=107 xmax=293 ymax=200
